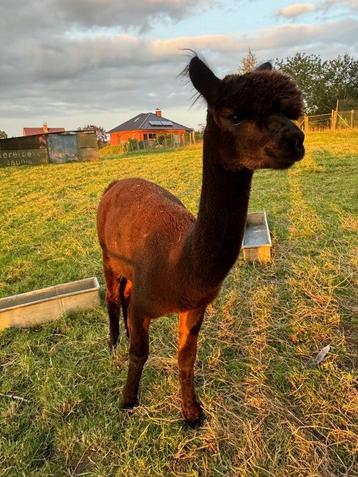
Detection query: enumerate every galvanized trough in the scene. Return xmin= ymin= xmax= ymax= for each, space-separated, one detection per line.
xmin=0 ymin=277 xmax=100 ymax=330
xmin=242 ymin=211 xmax=272 ymax=263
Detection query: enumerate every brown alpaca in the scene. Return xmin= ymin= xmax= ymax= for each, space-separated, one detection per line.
xmin=97 ymin=56 xmax=304 ymax=427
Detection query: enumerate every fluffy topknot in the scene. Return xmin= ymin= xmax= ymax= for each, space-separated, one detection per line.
xmin=221 ymin=70 xmax=304 ymax=120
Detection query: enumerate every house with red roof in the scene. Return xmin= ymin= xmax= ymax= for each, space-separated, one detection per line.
xmin=108 ymin=109 xmax=192 ymax=146
xmin=23 ymin=122 xmax=65 ymax=137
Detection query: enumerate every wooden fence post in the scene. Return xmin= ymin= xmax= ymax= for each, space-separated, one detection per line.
xmin=351 ymin=110 xmax=354 ymax=128
xmin=304 ymin=114 xmax=309 ymax=132
xmin=331 ymin=110 xmax=337 ymax=131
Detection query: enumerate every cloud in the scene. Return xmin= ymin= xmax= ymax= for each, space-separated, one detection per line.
xmin=2 ymin=18 xmax=356 ymax=95
xmin=252 ymin=19 xmax=358 ymax=51
xmin=277 ymin=3 xmax=316 ymax=18
xmin=3 ymin=19 xmax=356 ymax=86
xmin=68 ymin=0 xmax=214 ymax=28
xmin=153 ymin=19 xmax=358 ymax=57
xmin=0 ymin=0 xmax=213 ymax=32
xmin=49 ymin=0 xmax=215 ymax=31
xmin=322 ymin=0 xmax=358 ymax=9
xmin=152 ymin=35 xmax=240 ymax=55
xmin=0 ymin=1 xmax=357 ymax=136
xmin=276 ymin=0 xmax=358 ymax=19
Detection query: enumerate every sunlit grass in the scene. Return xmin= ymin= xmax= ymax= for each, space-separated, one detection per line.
xmin=0 ymin=131 xmax=357 ymax=476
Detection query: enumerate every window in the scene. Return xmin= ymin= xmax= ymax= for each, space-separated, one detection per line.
xmin=144 ymin=133 xmax=157 ymax=140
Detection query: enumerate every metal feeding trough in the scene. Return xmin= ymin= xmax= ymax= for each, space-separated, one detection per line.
xmin=242 ymin=211 xmax=272 ymax=263
xmin=0 ymin=277 xmax=100 ymax=330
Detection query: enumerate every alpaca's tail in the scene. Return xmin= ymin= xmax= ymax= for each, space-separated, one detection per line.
xmin=119 ymin=276 xmax=129 ymax=338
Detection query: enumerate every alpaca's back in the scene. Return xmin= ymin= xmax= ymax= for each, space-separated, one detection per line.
xmin=97 ymin=178 xmax=196 ymax=314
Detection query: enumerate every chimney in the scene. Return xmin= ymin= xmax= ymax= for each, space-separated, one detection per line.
xmin=43 ymin=122 xmax=48 ymax=133
xmin=155 ymin=108 xmax=162 ymax=117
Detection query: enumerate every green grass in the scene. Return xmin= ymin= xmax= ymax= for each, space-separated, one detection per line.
xmin=0 ymin=130 xmax=357 ymax=476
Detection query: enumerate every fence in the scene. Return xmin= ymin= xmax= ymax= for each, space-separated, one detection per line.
xmin=297 ymin=109 xmax=358 ymax=132
xmin=100 ymin=131 xmax=202 ymax=157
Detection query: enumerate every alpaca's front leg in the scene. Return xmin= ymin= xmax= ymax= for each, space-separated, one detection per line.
xmin=178 ymin=306 xmax=206 ymax=427
xmin=122 ymin=309 xmax=151 ymax=409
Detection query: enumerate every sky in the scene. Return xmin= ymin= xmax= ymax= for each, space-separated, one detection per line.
xmin=0 ymin=0 xmax=357 ymax=137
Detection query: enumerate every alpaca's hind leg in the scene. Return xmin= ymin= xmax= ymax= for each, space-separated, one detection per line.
xmin=103 ymin=262 xmax=121 ymax=349
xmin=122 ymin=307 xmax=150 ymax=409
xmin=120 ymin=278 xmax=132 ymax=338
xmin=178 ymin=306 xmax=206 ymax=428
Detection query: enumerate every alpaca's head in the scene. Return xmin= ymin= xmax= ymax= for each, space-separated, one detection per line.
xmin=188 ymin=55 xmax=305 ymax=171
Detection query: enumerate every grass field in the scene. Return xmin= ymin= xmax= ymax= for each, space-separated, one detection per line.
xmin=0 ymin=130 xmax=357 ymax=476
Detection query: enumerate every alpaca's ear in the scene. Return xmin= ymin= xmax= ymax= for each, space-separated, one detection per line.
xmin=188 ymin=56 xmax=222 ymax=105
xmin=256 ymin=62 xmax=272 ymax=71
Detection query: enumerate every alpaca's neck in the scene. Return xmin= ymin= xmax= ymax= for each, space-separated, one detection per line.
xmin=181 ymin=114 xmax=253 ymax=291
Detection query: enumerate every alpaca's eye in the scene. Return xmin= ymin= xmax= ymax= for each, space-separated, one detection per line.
xmin=231 ymin=114 xmax=243 ymax=125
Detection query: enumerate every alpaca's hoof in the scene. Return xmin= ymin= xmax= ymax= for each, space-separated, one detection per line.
xmin=108 ymin=336 xmax=119 ymax=351
xmin=183 ymin=402 xmax=205 ymax=429
xmin=185 ymin=412 xmax=205 ymax=429
xmin=121 ymin=399 xmax=139 ymax=411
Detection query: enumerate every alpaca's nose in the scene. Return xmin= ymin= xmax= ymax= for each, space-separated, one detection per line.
xmin=283 ymin=125 xmax=304 ymax=158
xmin=278 ymin=128 xmax=305 ymax=162
xmin=290 ymin=133 xmax=304 ymax=152
xmin=268 ymin=114 xmax=305 ymax=163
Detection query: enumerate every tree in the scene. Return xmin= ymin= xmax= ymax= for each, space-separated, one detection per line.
xmin=275 ymin=53 xmax=358 ymax=114
xmin=328 ymin=55 xmax=358 ymax=110
xmin=0 ymin=130 xmax=7 ymax=140
xmin=78 ymin=124 xmax=108 ymax=147
xmin=239 ymin=48 xmax=257 ymax=74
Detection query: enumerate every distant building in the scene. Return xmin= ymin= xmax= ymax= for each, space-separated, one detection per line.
xmin=23 ymin=122 xmax=65 ymax=137
xmin=108 ymin=109 xmax=192 ymax=146
xmin=0 ymin=130 xmax=98 ymax=167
